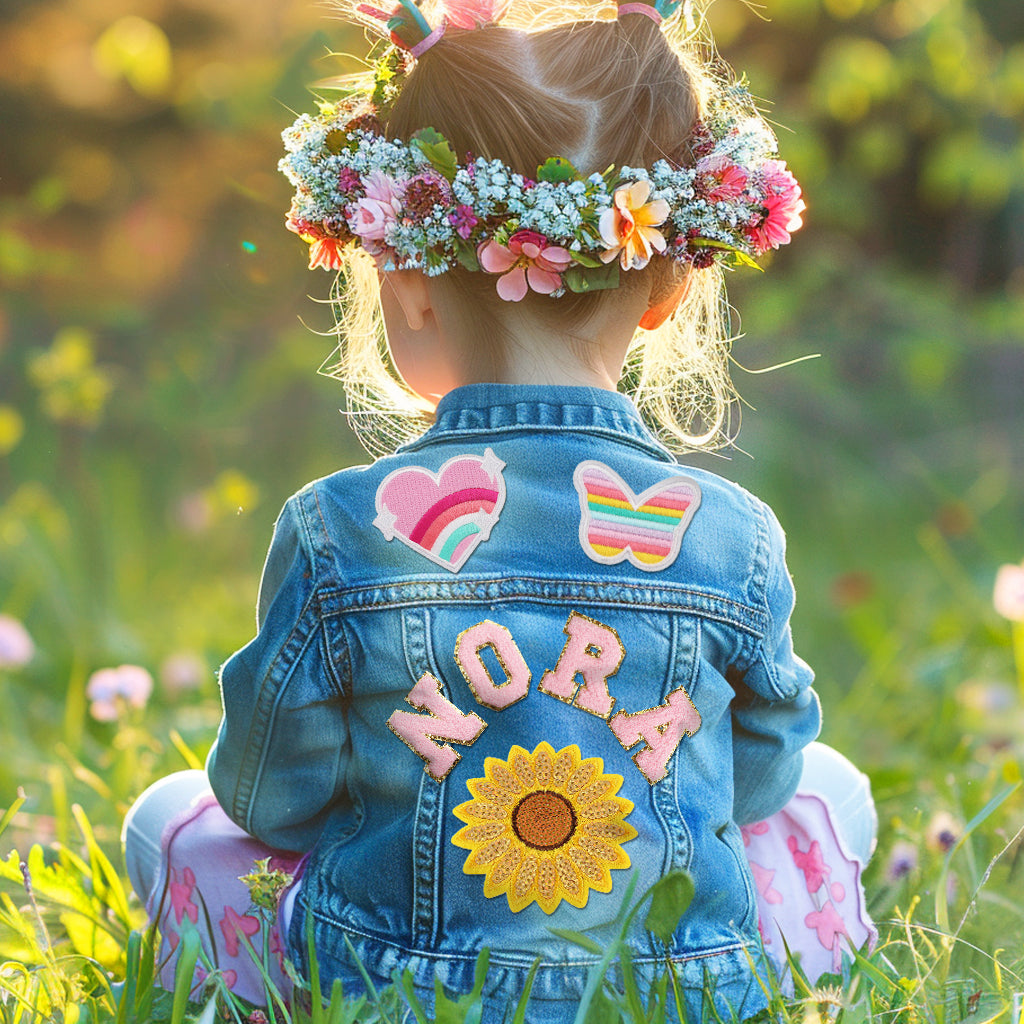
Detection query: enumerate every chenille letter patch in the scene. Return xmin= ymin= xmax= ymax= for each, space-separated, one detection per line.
xmin=574 ymin=461 xmax=701 ymax=571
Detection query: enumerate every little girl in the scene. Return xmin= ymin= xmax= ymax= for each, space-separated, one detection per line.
xmin=123 ymin=0 xmax=877 ymax=1018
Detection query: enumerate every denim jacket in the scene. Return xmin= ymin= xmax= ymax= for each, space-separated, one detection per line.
xmin=207 ymin=383 xmax=821 ymax=1020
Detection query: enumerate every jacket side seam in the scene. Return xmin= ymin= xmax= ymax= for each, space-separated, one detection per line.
xmin=231 ymin=605 xmax=321 ymax=830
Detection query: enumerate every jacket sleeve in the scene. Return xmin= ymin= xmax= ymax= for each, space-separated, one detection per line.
xmin=206 ymin=494 xmax=349 ymax=852
xmin=731 ymin=502 xmax=821 ymax=826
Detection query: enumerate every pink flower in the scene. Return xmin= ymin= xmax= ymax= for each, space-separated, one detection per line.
xmin=338 ymin=167 xmax=362 ymax=193
xmin=598 ymin=181 xmax=670 ymax=270
xmin=994 ymin=561 xmax=1024 ymax=621
xmin=86 ymin=664 xmax=153 ymax=721
xmin=747 ymin=159 xmax=805 ymax=253
xmin=449 ymin=205 xmax=479 ymax=239
xmin=478 ymin=230 xmax=572 ymax=301
xmin=696 ymin=155 xmax=749 ymax=201
xmin=347 ymin=170 xmax=403 ymax=243
xmin=160 ymin=652 xmax=207 ymax=695
xmin=442 ymin=0 xmax=511 ymax=29
xmin=0 ymin=614 xmax=34 ymax=669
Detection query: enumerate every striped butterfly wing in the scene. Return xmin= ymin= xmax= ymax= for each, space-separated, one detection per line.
xmin=575 ymin=461 xmax=701 ymax=572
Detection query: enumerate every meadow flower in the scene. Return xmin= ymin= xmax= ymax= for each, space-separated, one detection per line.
xmin=478 ymin=230 xmax=572 ymax=301
xmin=993 ymin=560 xmax=1024 ymax=621
xmin=805 ymin=984 xmax=845 ymax=1022
xmin=160 ymin=651 xmax=207 ymax=695
xmin=0 ymin=614 xmax=34 ymax=669
xmin=599 ymin=181 xmax=670 ymax=270
xmin=925 ymin=811 xmax=960 ymax=853
xmin=955 ymin=678 xmax=1015 ymax=715
xmin=86 ymin=664 xmax=153 ymax=721
xmin=884 ymin=840 xmax=918 ymax=881
xmin=238 ymin=857 xmax=295 ymax=912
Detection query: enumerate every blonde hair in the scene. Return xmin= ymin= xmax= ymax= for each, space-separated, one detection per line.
xmin=321 ymin=0 xmax=741 ymax=457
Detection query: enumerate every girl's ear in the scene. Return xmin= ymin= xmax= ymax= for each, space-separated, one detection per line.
xmin=380 ymin=269 xmax=432 ymax=330
xmin=639 ymin=274 xmax=692 ymax=331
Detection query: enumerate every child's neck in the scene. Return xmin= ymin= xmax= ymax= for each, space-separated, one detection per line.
xmin=485 ymin=333 xmax=622 ymax=391
xmin=450 ymin=297 xmax=648 ymax=394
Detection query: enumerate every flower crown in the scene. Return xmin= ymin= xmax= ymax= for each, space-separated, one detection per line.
xmin=280 ymin=0 xmax=805 ymax=301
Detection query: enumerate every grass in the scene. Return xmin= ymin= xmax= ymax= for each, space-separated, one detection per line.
xmin=0 ymin=784 xmax=1023 ymax=1023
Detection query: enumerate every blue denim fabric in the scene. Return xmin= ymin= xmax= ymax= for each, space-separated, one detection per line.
xmin=207 ymin=383 xmax=821 ymax=1020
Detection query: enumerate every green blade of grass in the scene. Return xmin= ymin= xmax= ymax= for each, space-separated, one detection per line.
xmin=0 ymin=793 xmax=26 ymax=840
xmin=169 ymin=924 xmax=201 ymax=1024
xmin=510 ymin=957 xmax=541 ymax=1024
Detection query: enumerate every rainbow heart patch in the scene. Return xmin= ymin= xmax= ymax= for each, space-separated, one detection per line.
xmin=373 ymin=449 xmax=507 ymax=572
xmin=574 ymin=461 xmax=701 ymax=572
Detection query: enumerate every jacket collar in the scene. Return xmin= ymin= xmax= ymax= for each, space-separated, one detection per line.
xmin=398 ymin=383 xmax=676 ymax=463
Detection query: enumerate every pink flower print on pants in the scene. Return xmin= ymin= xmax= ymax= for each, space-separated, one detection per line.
xmin=170 ymin=866 xmax=199 ymax=925
xmin=787 ymin=835 xmax=831 ymax=893
xmin=749 ymin=861 xmax=783 ymax=905
xmin=220 ymin=906 xmax=261 ymax=957
xmin=805 ymin=900 xmax=848 ymax=972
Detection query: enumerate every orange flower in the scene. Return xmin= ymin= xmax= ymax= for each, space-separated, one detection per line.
xmin=308 ymin=237 xmax=346 ymax=271
xmin=599 ymin=181 xmax=670 ymax=270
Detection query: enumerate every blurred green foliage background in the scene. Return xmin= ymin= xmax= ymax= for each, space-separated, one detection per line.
xmin=1 ymin=0 xmax=1022 ymax=914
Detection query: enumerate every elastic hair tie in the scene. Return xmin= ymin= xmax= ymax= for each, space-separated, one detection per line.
xmin=410 ymin=19 xmax=448 ymax=57
xmin=617 ymin=2 xmax=662 ymax=23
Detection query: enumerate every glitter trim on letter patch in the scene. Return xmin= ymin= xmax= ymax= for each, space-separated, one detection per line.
xmin=373 ymin=449 xmax=506 ymax=573
xmin=574 ymin=461 xmax=700 ymax=571
xmin=452 ymin=742 xmax=636 ymax=914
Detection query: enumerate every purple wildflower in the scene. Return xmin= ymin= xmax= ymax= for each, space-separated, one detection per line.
xmin=86 ymin=665 xmax=153 ymax=721
xmin=0 ymin=614 xmax=34 ymax=669
xmin=449 ymin=205 xmax=479 ymax=239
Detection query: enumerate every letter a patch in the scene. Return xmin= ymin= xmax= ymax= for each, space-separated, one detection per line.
xmin=574 ymin=462 xmax=700 ymax=572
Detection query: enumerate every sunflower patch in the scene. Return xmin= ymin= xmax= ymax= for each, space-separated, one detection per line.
xmin=386 ymin=612 xmax=702 ymax=785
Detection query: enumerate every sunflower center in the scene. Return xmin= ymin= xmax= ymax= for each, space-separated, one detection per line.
xmin=511 ymin=790 xmax=577 ymax=850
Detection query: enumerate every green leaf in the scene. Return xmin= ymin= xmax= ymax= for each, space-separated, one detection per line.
xmin=643 ymin=871 xmax=694 ymax=944
xmin=547 ymin=928 xmax=603 ymax=955
xmin=580 ymin=986 xmax=620 ymax=1024
xmin=510 ymin=958 xmax=541 ymax=1024
xmin=726 ymin=250 xmax=763 ymax=271
xmin=410 ymin=127 xmax=458 ymax=182
xmin=396 ymin=969 xmax=430 ymax=1024
xmin=569 ymin=251 xmax=604 ymax=268
xmin=537 ymin=157 xmax=578 ymax=183
xmin=454 ymin=239 xmax=480 ymax=272
xmin=323 ymin=129 xmax=347 ymax=155
xmin=565 ymin=262 xmax=620 ymax=294
xmin=492 ymin=220 xmax=518 ymax=248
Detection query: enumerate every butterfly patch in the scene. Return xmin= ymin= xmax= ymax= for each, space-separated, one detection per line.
xmin=373 ymin=449 xmax=507 ymax=572
xmin=574 ymin=461 xmax=701 ymax=572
